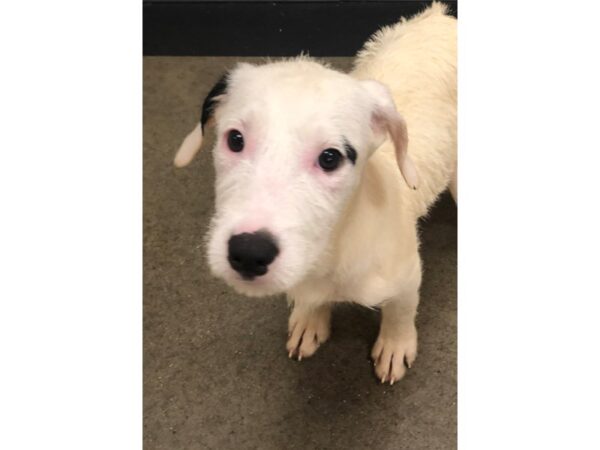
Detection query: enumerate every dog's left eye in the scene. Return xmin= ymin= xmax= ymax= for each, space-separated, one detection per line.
xmin=227 ymin=129 xmax=244 ymax=152
xmin=318 ymin=149 xmax=343 ymax=172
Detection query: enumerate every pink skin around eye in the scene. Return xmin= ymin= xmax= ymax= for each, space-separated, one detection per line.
xmin=303 ymin=146 xmax=325 ymax=172
xmin=220 ymin=125 xmax=258 ymax=159
xmin=303 ymin=145 xmax=346 ymax=190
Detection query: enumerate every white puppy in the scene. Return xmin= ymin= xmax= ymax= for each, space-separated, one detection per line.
xmin=175 ymin=2 xmax=456 ymax=384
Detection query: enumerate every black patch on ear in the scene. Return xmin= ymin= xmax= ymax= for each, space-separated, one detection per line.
xmin=343 ymin=138 xmax=357 ymax=165
xmin=200 ymin=74 xmax=228 ymax=132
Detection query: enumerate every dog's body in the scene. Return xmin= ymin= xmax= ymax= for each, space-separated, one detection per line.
xmin=176 ymin=3 xmax=456 ymax=383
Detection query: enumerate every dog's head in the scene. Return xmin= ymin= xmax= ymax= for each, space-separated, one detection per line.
xmin=175 ymin=58 xmax=417 ymax=297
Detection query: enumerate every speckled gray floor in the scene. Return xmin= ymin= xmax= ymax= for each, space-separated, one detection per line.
xmin=144 ymin=57 xmax=456 ymax=450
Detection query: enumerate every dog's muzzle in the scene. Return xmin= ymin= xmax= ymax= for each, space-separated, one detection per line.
xmin=227 ymin=231 xmax=279 ymax=280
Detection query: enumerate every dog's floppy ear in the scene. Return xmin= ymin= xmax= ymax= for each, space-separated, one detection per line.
xmin=361 ymin=79 xmax=419 ymax=190
xmin=174 ymin=73 xmax=229 ymax=168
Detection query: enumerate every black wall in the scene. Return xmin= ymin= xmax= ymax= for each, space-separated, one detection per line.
xmin=144 ymin=1 xmax=457 ymax=56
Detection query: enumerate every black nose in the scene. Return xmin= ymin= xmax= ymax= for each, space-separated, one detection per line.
xmin=228 ymin=231 xmax=279 ymax=279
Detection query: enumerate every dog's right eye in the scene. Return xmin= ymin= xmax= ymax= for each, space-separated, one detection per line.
xmin=318 ymin=148 xmax=343 ymax=172
xmin=227 ymin=129 xmax=244 ymax=152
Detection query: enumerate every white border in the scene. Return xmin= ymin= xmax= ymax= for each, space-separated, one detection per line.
xmin=0 ymin=1 xmax=142 ymax=448
xmin=2 ymin=0 xmax=600 ymax=448
xmin=459 ymin=1 xmax=600 ymax=448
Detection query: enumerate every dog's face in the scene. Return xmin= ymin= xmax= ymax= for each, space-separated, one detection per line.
xmin=175 ymin=59 xmax=417 ymax=297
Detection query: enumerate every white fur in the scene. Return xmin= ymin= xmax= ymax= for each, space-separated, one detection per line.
xmin=175 ymin=3 xmax=456 ymax=383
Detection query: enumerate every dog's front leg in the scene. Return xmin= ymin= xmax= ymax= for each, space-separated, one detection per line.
xmin=286 ymin=281 xmax=333 ymax=361
xmin=286 ymin=302 xmax=332 ymax=361
xmin=371 ymin=287 xmax=419 ymax=384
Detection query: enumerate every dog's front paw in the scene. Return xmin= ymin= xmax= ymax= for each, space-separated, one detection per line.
xmin=286 ymin=304 xmax=331 ymax=361
xmin=371 ymin=327 xmax=417 ymax=385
